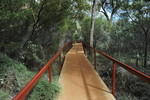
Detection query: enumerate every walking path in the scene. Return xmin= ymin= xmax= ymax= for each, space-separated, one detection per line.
xmin=56 ymin=43 xmax=115 ymax=100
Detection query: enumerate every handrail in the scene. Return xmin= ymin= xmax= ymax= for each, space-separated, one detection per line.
xmin=13 ymin=41 xmax=73 ymax=100
xmin=83 ymin=43 xmax=150 ymax=96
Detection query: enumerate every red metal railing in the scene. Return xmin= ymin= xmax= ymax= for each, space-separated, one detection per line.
xmin=83 ymin=43 xmax=150 ymax=96
xmin=13 ymin=42 xmax=73 ymax=100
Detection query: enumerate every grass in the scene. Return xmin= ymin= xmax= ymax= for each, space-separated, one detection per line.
xmin=28 ymin=77 xmax=60 ymax=100
xmin=0 ymin=53 xmax=60 ymax=100
xmin=0 ymin=89 xmax=9 ymax=100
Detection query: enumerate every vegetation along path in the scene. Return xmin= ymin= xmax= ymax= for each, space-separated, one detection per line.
xmin=56 ymin=43 xmax=115 ymax=100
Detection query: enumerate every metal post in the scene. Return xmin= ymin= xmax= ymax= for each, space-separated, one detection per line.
xmin=59 ymin=53 xmax=62 ymax=71
xmin=94 ymin=50 xmax=96 ymax=70
xmin=67 ymin=43 xmax=70 ymax=53
xmin=112 ymin=62 xmax=117 ymax=96
xmin=48 ymin=65 xmax=52 ymax=83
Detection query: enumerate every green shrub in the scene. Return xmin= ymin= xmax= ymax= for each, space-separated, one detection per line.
xmin=95 ymin=53 xmax=150 ymax=100
xmin=130 ymin=81 xmax=150 ymax=100
xmin=116 ymin=94 xmax=138 ymax=100
xmin=0 ymin=53 xmax=60 ymax=100
xmin=28 ymin=78 xmax=60 ymax=100
xmin=19 ymin=41 xmax=46 ymax=70
xmin=0 ymin=90 xmax=9 ymax=100
xmin=0 ymin=52 xmax=35 ymax=98
xmin=3 ymin=42 xmax=20 ymax=58
xmin=52 ymin=63 xmax=60 ymax=77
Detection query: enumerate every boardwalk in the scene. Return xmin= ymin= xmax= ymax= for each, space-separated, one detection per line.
xmin=56 ymin=43 xmax=115 ymax=100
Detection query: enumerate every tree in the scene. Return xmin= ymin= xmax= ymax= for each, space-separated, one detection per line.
xmin=98 ymin=0 xmax=122 ymax=22
xmin=0 ymin=0 xmax=90 ymax=68
xmin=121 ymin=0 xmax=150 ymax=67
xmin=90 ymin=0 xmax=96 ymax=47
xmin=80 ymin=16 xmax=91 ymax=43
xmin=94 ymin=17 xmax=112 ymax=49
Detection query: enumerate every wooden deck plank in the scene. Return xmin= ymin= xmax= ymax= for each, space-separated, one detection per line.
xmin=56 ymin=43 xmax=115 ymax=100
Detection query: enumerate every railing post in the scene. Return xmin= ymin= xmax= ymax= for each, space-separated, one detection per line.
xmin=112 ymin=62 xmax=117 ymax=96
xmin=82 ymin=43 xmax=85 ymax=54
xmin=66 ymin=44 xmax=68 ymax=53
xmin=48 ymin=65 xmax=52 ymax=83
xmin=59 ymin=53 xmax=62 ymax=71
xmin=94 ymin=50 xmax=96 ymax=70
xmin=83 ymin=43 xmax=87 ymax=56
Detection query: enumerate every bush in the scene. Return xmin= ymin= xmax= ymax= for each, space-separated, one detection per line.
xmin=1 ymin=42 xmax=20 ymax=58
xmin=116 ymin=68 xmax=150 ymax=100
xmin=28 ymin=78 xmax=60 ymax=100
xmin=19 ymin=41 xmax=46 ymax=70
xmin=0 ymin=53 xmax=60 ymax=100
xmin=0 ymin=52 xmax=35 ymax=99
xmin=94 ymin=53 xmax=150 ymax=100
xmin=0 ymin=90 xmax=9 ymax=100
xmin=130 ymin=81 xmax=150 ymax=100
xmin=116 ymin=93 xmax=138 ymax=100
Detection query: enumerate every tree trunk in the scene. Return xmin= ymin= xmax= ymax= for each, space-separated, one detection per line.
xmin=90 ymin=0 xmax=96 ymax=47
xmin=136 ymin=57 xmax=138 ymax=67
xmin=144 ymin=33 xmax=148 ymax=67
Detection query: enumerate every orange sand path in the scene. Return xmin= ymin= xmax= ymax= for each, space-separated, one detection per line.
xmin=56 ymin=43 xmax=115 ymax=100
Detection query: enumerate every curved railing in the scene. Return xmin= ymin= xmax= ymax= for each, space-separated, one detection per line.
xmin=13 ymin=42 xmax=73 ymax=100
xmin=83 ymin=43 xmax=150 ymax=96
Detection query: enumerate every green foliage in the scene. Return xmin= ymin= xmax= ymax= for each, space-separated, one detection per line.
xmin=28 ymin=78 xmax=60 ymax=100
xmin=0 ymin=0 xmax=33 ymax=33
xmin=81 ymin=16 xmax=112 ymax=49
xmin=73 ymin=33 xmax=82 ymax=40
xmin=0 ymin=90 xmax=9 ymax=100
xmin=0 ymin=0 xmax=150 ymax=99
xmin=4 ymin=42 xmax=20 ymax=57
xmin=0 ymin=0 xmax=90 ymax=70
xmin=94 ymin=17 xmax=112 ymax=49
xmin=0 ymin=52 xmax=34 ymax=99
xmin=19 ymin=41 xmax=46 ymax=69
xmin=80 ymin=16 xmax=90 ymax=43
xmin=130 ymin=81 xmax=150 ymax=99
xmin=52 ymin=63 xmax=60 ymax=77
xmin=116 ymin=94 xmax=138 ymax=100
xmin=0 ymin=53 xmax=60 ymax=100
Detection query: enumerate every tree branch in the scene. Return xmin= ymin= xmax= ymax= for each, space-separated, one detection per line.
xmin=101 ymin=4 xmax=110 ymax=21
xmin=22 ymin=0 xmax=47 ymax=48
xmin=30 ymin=0 xmax=47 ymax=40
